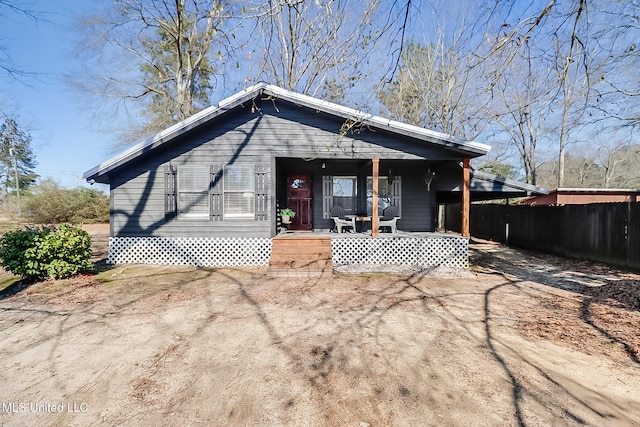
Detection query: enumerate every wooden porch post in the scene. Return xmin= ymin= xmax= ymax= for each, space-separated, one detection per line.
xmin=462 ymin=158 xmax=471 ymax=237
xmin=372 ymin=158 xmax=379 ymax=237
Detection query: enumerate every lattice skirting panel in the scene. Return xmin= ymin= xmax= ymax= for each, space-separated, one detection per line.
xmin=331 ymin=236 xmax=469 ymax=269
xmin=108 ymin=237 xmax=272 ymax=267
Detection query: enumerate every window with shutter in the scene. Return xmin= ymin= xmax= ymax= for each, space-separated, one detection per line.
xmin=165 ymin=164 xmax=178 ymax=220
xmin=254 ymin=165 xmax=268 ymax=221
xmin=224 ymin=165 xmax=255 ymax=219
xmin=366 ymin=176 xmax=401 ymax=216
xmin=178 ymin=165 xmax=210 ymax=218
xmin=322 ymin=176 xmax=358 ymax=218
xmin=322 ymin=176 xmax=333 ymax=219
xmin=210 ymin=164 xmax=223 ymax=221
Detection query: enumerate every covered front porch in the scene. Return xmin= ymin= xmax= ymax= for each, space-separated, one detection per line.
xmin=270 ymin=155 xmax=476 ymax=276
xmin=275 ymin=156 xmax=474 ymax=237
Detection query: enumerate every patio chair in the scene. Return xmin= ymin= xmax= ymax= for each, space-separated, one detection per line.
xmin=330 ymin=206 xmax=356 ymax=233
xmin=378 ymin=205 xmax=399 ymax=233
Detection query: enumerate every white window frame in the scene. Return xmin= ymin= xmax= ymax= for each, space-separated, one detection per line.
xmin=223 ymin=164 xmax=255 ymax=219
xmin=178 ymin=164 xmax=210 ymax=218
xmin=366 ymin=176 xmax=401 ymax=217
xmin=322 ymin=176 xmax=358 ymax=218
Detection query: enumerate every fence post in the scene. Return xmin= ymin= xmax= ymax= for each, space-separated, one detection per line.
xmin=505 ymin=202 xmax=510 ymax=244
xmin=626 ymin=201 xmax=631 ymax=267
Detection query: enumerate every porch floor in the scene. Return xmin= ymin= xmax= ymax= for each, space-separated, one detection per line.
xmin=276 ymin=229 xmax=460 ymax=238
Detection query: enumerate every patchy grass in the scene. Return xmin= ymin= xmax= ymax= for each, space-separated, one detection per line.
xmin=0 ymin=218 xmax=25 ymax=232
xmin=0 ymin=273 xmax=20 ymax=293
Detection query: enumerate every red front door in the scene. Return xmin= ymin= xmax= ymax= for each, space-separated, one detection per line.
xmin=287 ymin=175 xmax=312 ymax=230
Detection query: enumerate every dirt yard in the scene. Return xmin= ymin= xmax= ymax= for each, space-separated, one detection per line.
xmin=0 ymin=225 xmax=639 ymax=426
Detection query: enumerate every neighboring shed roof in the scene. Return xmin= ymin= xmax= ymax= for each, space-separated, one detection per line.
xmin=520 ymin=188 xmax=640 ymax=205
xmin=82 ymin=82 xmax=491 ymax=183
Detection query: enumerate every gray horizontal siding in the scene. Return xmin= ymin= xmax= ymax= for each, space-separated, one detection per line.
xmin=109 ymin=99 xmax=466 ymax=237
xmin=111 ymin=162 xmax=272 ymax=238
xmin=113 ymin=223 xmax=270 ymax=238
xmin=399 ymin=175 xmax=436 ymax=231
xmin=183 ymin=102 xmax=463 ymax=161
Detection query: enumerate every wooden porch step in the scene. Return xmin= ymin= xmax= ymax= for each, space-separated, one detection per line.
xmin=269 ymin=259 xmax=332 ymax=269
xmin=268 ymin=236 xmax=333 ymax=277
xmin=270 ymin=252 xmax=332 ymax=261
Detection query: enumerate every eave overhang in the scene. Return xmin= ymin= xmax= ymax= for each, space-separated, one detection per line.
xmin=82 ymin=82 xmax=491 ymax=184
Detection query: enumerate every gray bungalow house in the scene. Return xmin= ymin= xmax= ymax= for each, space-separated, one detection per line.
xmin=83 ymin=82 xmax=546 ymax=269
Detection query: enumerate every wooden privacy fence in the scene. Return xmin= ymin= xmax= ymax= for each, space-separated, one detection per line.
xmin=445 ymin=202 xmax=640 ymax=270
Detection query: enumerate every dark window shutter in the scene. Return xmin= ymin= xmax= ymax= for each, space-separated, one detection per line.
xmin=165 ymin=164 xmax=177 ymax=220
xmin=210 ymin=164 xmax=224 ymax=221
xmin=255 ymin=164 xmax=269 ymax=221
xmin=391 ymin=177 xmax=402 ymax=217
xmin=322 ymin=175 xmax=333 ymax=219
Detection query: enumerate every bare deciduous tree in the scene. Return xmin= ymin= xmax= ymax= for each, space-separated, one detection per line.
xmin=536 ymin=153 xmax=601 ymax=189
xmin=377 ymin=35 xmax=488 ymax=140
xmin=246 ymin=0 xmax=388 ymax=98
xmin=76 ymin=0 xmax=235 ymax=143
xmin=491 ymin=40 xmax=555 ymax=185
xmin=552 ymin=0 xmax=589 ymax=188
xmin=588 ymin=0 xmax=640 ymax=129
xmin=596 ymin=142 xmax=640 ymax=188
xmin=0 ymin=0 xmax=41 ymax=80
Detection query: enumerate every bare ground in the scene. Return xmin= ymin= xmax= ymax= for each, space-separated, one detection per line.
xmin=0 ymin=225 xmax=639 ymax=426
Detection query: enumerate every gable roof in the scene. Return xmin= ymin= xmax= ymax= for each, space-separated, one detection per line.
xmin=82 ymin=82 xmax=491 ymax=182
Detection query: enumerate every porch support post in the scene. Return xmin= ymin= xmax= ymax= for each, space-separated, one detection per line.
xmin=462 ymin=158 xmax=471 ymax=237
xmin=372 ymin=157 xmax=379 ymax=237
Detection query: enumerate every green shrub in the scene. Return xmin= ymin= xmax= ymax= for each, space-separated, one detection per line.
xmin=0 ymin=226 xmax=48 ymax=279
xmin=0 ymin=224 xmax=93 ymax=280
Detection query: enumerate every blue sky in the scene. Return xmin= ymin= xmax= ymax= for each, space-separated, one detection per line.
xmin=1 ymin=0 xmax=112 ymax=190
xmin=0 ymin=0 xmax=503 ymax=194
xmin=1 ymin=0 xmax=585 ymax=191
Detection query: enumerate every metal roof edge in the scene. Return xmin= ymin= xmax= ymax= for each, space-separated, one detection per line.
xmin=83 ymin=82 xmax=492 ymax=181
xmin=554 ymin=187 xmax=640 ymax=193
xmin=471 ymin=169 xmax=550 ymax=195
xmin=259 ymin=84 xmax=491 ymax=155
xmin=82 ymin=84 xmax=266 ymax=180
